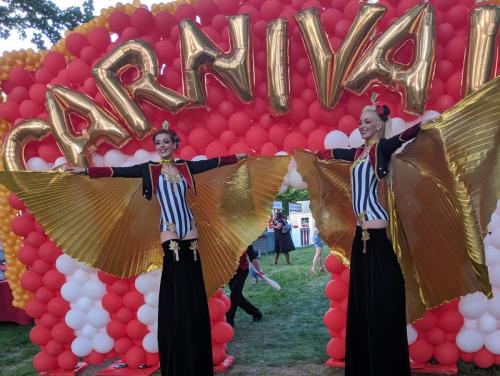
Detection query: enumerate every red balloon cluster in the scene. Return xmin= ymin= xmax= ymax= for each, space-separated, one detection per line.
xmin=409 ymin=301 xmax=463 ymax=366
xmin=11 ymin=194 xmax=77 ymax=372
xmin=97 ymin=272 xmax=157 ymax=368
xmin=209 ymin=289 xmax=234 ymax=368
xmin=324 ymin=254 xmax=348 ymax=362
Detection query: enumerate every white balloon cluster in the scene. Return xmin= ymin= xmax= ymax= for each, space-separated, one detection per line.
xmin=135 ymin=270 xmax=161 ymax=354
xmin=407 ymin=324 xmax=418 ymax=345
xmin=56 ymin=254 xmax=113 ymax=357
xmin=457 ymin=200 xmax=500 ymax=355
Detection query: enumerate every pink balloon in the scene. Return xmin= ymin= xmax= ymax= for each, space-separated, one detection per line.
xmin=109 ymin=11 xmax=132 ymax=33
xmin=229 ymin=142 xmax=251 ymax=155
xmin=19 ymin=99 xmax=41 ymax=118
xmin=121 ymin=27 xmax=140 ymax=41
xmin=9 ymin=67 xmax=33 ymax=88
xmin=207 ymin=114 xmax=228 ymax=137
xmin=156 ymin=11 xmax=177 ymax=36
xmin=180 ymin=145 xmax=198 ymax=160
xmin=35 ymin=68 xmax=53 ymax=84
xmin=260 ymin=142 xmax=278 ymax=156
xmin=88 ymin=27 xmax=110 ymax=52
xmin=260 ymin=0 xmax=283 ymax=21
xmin=283 ymin=131 xmax=306 ymax=154
xmin=11 ymin=215 xmax=35 ymax=237
xmin=218 ymin=101 xmax=235 ymax=119
xmin=307 ymin=129 xmax=327 ymax=151
xmin=188 ymin=128 xmax=212 ymax=153
xmin=8 ymin=193 xmax=25 ymax=210
xmin=228 ymin=112 xmax=252 ymax=136
xmin=245 ymin=126 xmax=268 ymax=150
xmin=0 ymin=100 xmax=20 ymax=122
xmin=218 ymin=0 xmax=239 ymax=15
xmin=28 ymin=83 xmax=47 ymax=106
xmin=206 ymin=141 xmax=229 ymax=158
xmin=409 ymin=339 xmax=434 ymax=364
xmin=9 ymin=86 xmax=30 ymax=103
xmin=65 ymin=32 xmax=90 ymax=57
xmin=268 ymin=123 xmax=288 ymax=147
xmin=131 ymin=8 xmax=156 ymax=34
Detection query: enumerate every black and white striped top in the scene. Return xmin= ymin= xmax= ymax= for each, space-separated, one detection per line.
xmin=156 ymin=174 xmax=194 ymax=238
xmin=350 ymin=157 xmax=388 ymax=221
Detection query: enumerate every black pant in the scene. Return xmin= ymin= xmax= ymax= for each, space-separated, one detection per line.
xmin=158 ymin=239 xmax=213 ymax=376
xmin=226 ymin=268 xmax=261 ymax=325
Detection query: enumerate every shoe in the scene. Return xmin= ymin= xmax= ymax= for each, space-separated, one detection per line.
xmin=252 ymin=312 xmax=263 ymax=322
xmin=309 ymin=268 xmax=317 ymax=276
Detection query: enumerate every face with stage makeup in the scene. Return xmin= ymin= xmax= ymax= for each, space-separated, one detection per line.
xmin=358 ymin=108 xmax=385 ymax=141
xmin=153 ymin=130 xmax=179 ymax=160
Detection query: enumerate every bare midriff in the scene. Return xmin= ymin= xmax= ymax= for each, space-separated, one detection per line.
xmin=358 ymin=218 xmax=388 ymax=229
xmin=160 ymin=227 xmax=199 ymax=243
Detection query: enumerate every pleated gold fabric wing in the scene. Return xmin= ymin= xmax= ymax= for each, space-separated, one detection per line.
xmin=0 ymin=156 xmax=289 ymax=297
xmin=0 ymin=172 xmax=163 ymax=276
xmin=294 ymin=150 xmax=356 ymax=264
xmin=390 ymin=75 xmax=500 ymax=321
xmin=190 ymin=156 xmax=290 ymax=296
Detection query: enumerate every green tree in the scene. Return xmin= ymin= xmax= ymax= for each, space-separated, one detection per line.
xmin=0 ymin=0 xmax=94 ymax=50
xmin=276 ymin=187 xmax=309 ymax=216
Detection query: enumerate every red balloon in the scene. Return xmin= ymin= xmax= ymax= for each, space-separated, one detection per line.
xmin=426 ymin=327 xmax=446 ymax=345
xmin=445 ymin=37 xmax=466 ymax=64
xmin=34 ymin=68 xmax=53 ymax=84
xmin=435 ymin=95 xmax=456 ymax=113
xmin=43 ymin=270 xmax=66 ymax=291
xmin=27 ymin=84 xmax=47 ymax=107
xmin=474 ymin=347 xmax=495 ymax=369
xmin=307 ymin=129 xmax=326 ymax=152
xmin=39 ymin=313 xmax=59 ymax=329
xmin=57 ymin=351 xmax=78 ymax=370
xmin=229 ymin=142 xmax=251 ymax=155
xmin=123 ymin=290 xmax=144 ymax=311
xmin=326 ymin=337 xmax=345 ymax=360
xmin=107 ymin=320 xmax=127 ymax=339
xmin=299 ymin=119 xmax=316 ymax=135
xmin=206 ymin=141 xmax=229 ymax=158
xmin=413 ymin=311 xmax=437 ymax=333
xmin=245 ymin=126 xmax=268 ymax=150
xmin=283 ymin=131 xmax=307 ymax=154
xmin=207 ymin=114 xmax=228 ymax=137
xmin=445 ymin=4 xmax=468 ymax=29
xmin=325 ymin=278 xmax=348 ymax=302
xmin=218 ymin=0 xmax=239 ymax=15
xmin=33 ymin=351 xmax=57 ymax=372
xmin=88 ymin=27 xmax=110 ymax=52
xmin=212 ymin=322 xmax=234 ymax=344
xmin=323 ymin=308 xmax=346 ymax=332
xmin=288 ymin=99 xmax=308 ymax=125
xmin=25 ymin=299 xmax=47 ymax=319
xmin=460 ymin=350 xmax=474 ymax=362
xmin=35 ymin=287 xmax=54 ymax=304
xmin=268 ymin=123 xmax=288 ymax=148
xmin=87 ymin=350 xmax=106 ymax=364
xmin=219 ymin=294 xmax=231 ymax=312
xmin=0 ymin=100 xmax=20 ymax=122
xmin=19 ymin=99 xmax=41 ymax=118
xmin=218 ymin=101 xmax=235 ymax=119
xmin=9 ymin=67 xmax=33 ymax=88
xmin=52 ymin=323 xmax=74 ymax=344
xmin=43 ymin=51 xmax=67 ymax=74
xmin=121 ymin=26 xmax=140 ymax=41
xmin=47 ymin=297 xmax=70 ymax=317
xmin=428 ymin=78 xmax=445 ymax=105
xmin=103 ymin=292 xmax=123 ymax=313
xmin=180 ymin=145 xmax=198 ymax=160
xmin=7 ymin=193 xmax=24 ymax=210
xmin=156 ymin=11 xmax=177 ymax=36
xmin=30 ymin=325 xmax=52 ymax=346
xmin=220 ymin=130 xmax=238 ymax=147
xmin=116 ymin=307 xmax=135 ymax=323
xmin=212 ymin=343 xmax=226 ymax=365
xmin=445 ymin=71 xmax=463 ymax=99
xmin=124 ymin=346 xmax=146 ymax=369
xmin=114 ymin=338 xmax=133 ymax=355
xmin=325 ymin=254 xmax=345 ymax=275
xmin=80 ymin=46 xmax=99 ymax=65
xmin=228 ymin=112 xmax=252 ymax=136
xmin=65 ymin=32 xmax=90 ymax=57
xmin=97 ymin=271 xmax=117 ymax=284
xmin=188 ymin=128 xmax=212 ymax=153
xmin=438 ymin=309 xmax=463 ymax=333
xmin=260 ymin=142 xmax=278 ymax=156
xmin=208 ymin=298 xmax=226 ymax=321
xmin=9 ymin=86 xmax=30 ymax=103
xmin=38 ymin=144 xmax=61 ymax=163
xmin=32 ymin=259 xmax=51 ymax=275
xmin=109 ymin=11 xmax=132 ymax=33
xmin=111 ymin=280 xmax=130 ymax=296
xmin=175 ymin=4 xmax=197 ymax=22
xmin=21 ymin=271 xmax=43 ymax=292
xmin=46 ymin=339 xmax=64 ymax=356
xmin=39 ymin=242 xmax=62 ymax=263
xmin=338 ymin=115 xmax=357 ymax=134
xmin=434 ymin=342 xmax=459 ymax=366
xmin=409 ymin=339 xmax=434 ymax=364
xmin=67 ymin=59 xmax=90 ymax=84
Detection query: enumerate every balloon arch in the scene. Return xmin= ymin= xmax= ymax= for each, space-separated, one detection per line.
xmin=0 ymin=0 xmax=500 ymax=373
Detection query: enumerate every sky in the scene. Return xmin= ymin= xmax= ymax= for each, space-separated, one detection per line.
xmin=0 ymin=0 xmax=164 ymax=54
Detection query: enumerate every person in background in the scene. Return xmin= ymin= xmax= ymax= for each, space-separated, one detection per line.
xmin=226 ymin=244 xmax=263 ymax=327
xmin=310 ymin=227 xmax=325 ymax=275
xmin=248 ymin=249 xmax=261 ymax=283
xmin=273 ymin=211 xmax=295 ymax=265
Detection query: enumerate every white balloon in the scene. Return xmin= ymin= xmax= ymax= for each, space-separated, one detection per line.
xmin=77 ymin=297 xmax=94 ymax=313
xmin=55 ymin=254 xmax=78 ymax=276
xmin=121 ymin=158 xmax=136 ymax=167
xmin=487 ymin=213 xmax=500 ymax=233
xmin=104 ymin=149 xmax=127 ymax=167
xmin=143 ymin=332 xmax=158 ymax=353
xmin=478 ymin=313 xmax=498 ymax=334
xmin=135 ymin=275 xmax=156 ymax=294
xmin=275 ymin=151 xmax=288 ymax=156
xmin=148 ymin=322 xmax=158 ymax=333
xmin=26 ymin=157 xmax=49 ymax=171
xmin=65 ymin=309 xmax=87 ymax=330
xmin=484 ymin=330 xmax=500 ymax=355
xmin=485 ymin=234 xmax=494 ymax=247
xmin=464 ymin=318 xmax=478 ymax=330
xmin=348 ymin=129 xmax=363 ymax=148
xmin=420 ymin=110 xmax=441 ymax=123
xmin=459 ymin=292 xmax=488 ymax=319
xmin=61 ymin=282 xmax=82 ymax=303
xmin=407 ymin=325 xmax=417 ymax=345
xmin=134 ymin=149 xmax=151 ymax=164
xmin=84 ymin=280 xmax=106 ymax=300
xmin=456 ymin=329 xmax=484 ymax=353
xmin=137 ymin=305 xmax=157 ymax=325
xmin=192 ymin=155 xmax=207 ymax=161
xmin=71 ymin=337 xmax=93 ymax=357
xmin=92 ymin=154 xmax=104 ymax=167
xmin=324 ymin=130 xmax=349 ymax=149
xmin=93 ymin=332 xmax=115 ymax=353
xmin=72 ymin=269 xmax=89 ymax=284
xmin=287 ymin=168 xmax=307 ymax=190
xmin=145 ymin=292 xmax=159 ymax=307
xmin=491 ymin=229 xmax=500 ymax=250
xmin=486 ymin=246 xmax=500 ymax=267
xmin=389 ymin=118 xmax=406 ymax=136
xmin=487 ymin=296 xmax=500 ymax=319
xmin=150 ymin=153 xmax=160 ymax=162
xmin=491 ymin=265 xmax=500 ymax=289
xmin=82 ymin=324 xmax=99 ymax=338
xmin=87 ymin=307 xmax=110 ymax=328
xmin=54 ymin=156 xmax=67 ymax=168
xmin=288 ymin=158 xmax=297 ymax=170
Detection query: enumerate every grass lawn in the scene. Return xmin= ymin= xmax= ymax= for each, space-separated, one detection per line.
xmin=1 ymin=246 xmax=499 ymax=375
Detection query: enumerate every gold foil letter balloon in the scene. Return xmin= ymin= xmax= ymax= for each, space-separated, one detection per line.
xmin=346 ymin=3 xmax=436 ymax=115
xmin=46 ymin=85 xmax=130 ymax=167
xmin=180 ymin=14 xmax=253 ymax=106
xmin=3 ymin=120 xmax=51 ymax=170
xmin=465 ymin=5 xmax=500 ymax=95
xmin=267 ymin=18 xmax=290 ymax=114
xmin=295 ymin=4 xmax=386 ymax=109
xmin=93 ymin=40 xmax=190 ymax=138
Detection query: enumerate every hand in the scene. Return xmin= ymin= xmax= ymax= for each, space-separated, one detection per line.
xmin=64 ymin=165 xmax=87 ymax=175
xmin=236 ymin=153 xmax=247 ymax=161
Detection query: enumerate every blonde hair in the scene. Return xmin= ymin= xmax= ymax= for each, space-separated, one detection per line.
xmin=361 ymin=105 xmax=393 ymax=139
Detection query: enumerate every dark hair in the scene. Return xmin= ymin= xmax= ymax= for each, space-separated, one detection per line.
xmin=152 ymin=129 xmax=180 ymax=149
xmin=276 ymin=211 xmax=285 ymax=220
xmin=375 ymin=104 xmax=391 ymax=122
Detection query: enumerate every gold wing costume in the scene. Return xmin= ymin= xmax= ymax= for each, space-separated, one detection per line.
xmin=0 ymin=156 xmax=289 ymax=297
xmin=296 ymin=76 xmax=500 ymax=323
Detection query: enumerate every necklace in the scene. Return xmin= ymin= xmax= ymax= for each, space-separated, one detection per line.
xmin=161 ymin=164 xmax=182 ymax=188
